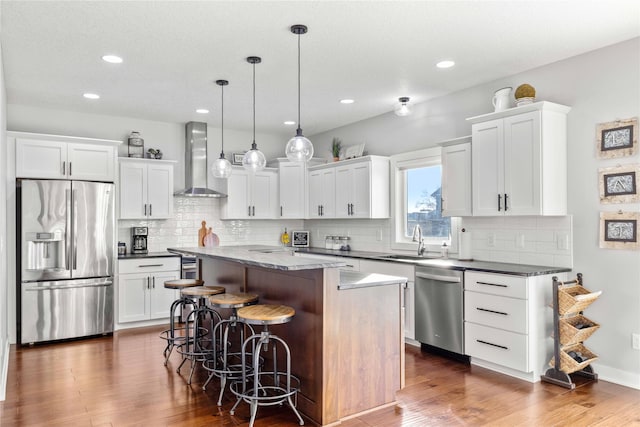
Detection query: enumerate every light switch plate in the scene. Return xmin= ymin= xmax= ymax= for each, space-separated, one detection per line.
xmin=487 ymin=233 xmax=496 ymax=247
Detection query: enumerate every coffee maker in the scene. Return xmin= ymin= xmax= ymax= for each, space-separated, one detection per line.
xmin=131 ymin=227 xmax=148 ymax=254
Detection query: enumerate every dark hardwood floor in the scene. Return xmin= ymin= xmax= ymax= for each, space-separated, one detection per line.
xmin=1 ymin=325 xmax=639 ymax=426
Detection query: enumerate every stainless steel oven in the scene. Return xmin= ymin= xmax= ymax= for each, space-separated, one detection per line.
xmin=181 ymin=255 xmax=197 ymax=280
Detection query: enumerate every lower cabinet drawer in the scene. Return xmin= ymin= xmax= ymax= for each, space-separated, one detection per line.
xmin=464 ymin=291 xmax=528 ymax=334
xmin=119 ymin=257 xmax=180 ymax=274
xmin=465 ymin=322 xmax=528 ymax=372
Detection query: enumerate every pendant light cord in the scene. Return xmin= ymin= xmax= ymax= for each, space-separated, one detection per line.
xmin=252 ymin=61 xmax=256 ymax=145
xmin=220 ymin=84 xmax=225 ymax=156
xmin=297 ymin=32 xmax=301 ymax=130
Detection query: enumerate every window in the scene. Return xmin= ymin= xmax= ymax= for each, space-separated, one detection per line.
xmin=390 ymin=148 xmax=457 ymax=252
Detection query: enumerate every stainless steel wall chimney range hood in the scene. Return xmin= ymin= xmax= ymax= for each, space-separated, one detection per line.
xmin=174 ymin=121 xmax=227 ymax=198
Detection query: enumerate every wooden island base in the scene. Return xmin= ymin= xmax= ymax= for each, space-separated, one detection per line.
xmin=200 ymin=257 xmax=405 ymax=426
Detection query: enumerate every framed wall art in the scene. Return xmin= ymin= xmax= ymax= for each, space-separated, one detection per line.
xmin=598 ymin=164 xmax=640 ymax=204
xmin=291 ymin=230 xmax=310 ymax=247
xmin=599 ymin=211 xmax=640 ymax=250
xmin=232 ymin=152 xmax=245 ymax=165
xmin=596 ymin=117 xmax=638 ymax=159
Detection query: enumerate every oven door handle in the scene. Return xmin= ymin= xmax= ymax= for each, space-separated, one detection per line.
xmin=415 ymin=272 xmax=461 ymax=283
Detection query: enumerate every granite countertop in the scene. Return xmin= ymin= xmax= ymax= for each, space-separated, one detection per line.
xmin=166 ymin=246 xmax=346 ymax=271
xmin=295 ymin=248 xmax=571 ymax=277
xmin=338 ymin=271 xmax=408 ymax=290
xmin=118 ymin=251 xmax=180 ymax=260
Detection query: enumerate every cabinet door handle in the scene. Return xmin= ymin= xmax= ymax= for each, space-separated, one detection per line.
xmin=497 ymin=194 xmax=502 ymax=211
xmin=62 ymin=161 xmax=66 ymax=176
xmin=321 ymin=205 xmax=324 ymax=216
xmin=69 ymin=162 xmax=72 ymax=176
xmin=504 ymin=193 xmax=508 ymax=211
xmin=281 ymin=206 xmax=283 ymax=216
xmin=152 ymin=276 xmax=155 ymax=289
xmin=476 ymin=281 xmax=508 ymax=288
xmin=144 ymin=204 xmax=147 ymax=216
xmin=149 ymin=204 xmax=152 ymax=216
xmin=477 ymin=339 xmax=508 ymax=350
xmin=252 ymin=206 xmax=255 ymax=216
xmin=147 ymin=276 xmax=151 ymax=290
xmin=139 ymin=264 xmax=163 ymax=268
xmin=248 ymin=206 xmax=251 ymax=216
xmin=476 ymin=307 xmax=509 ymax=316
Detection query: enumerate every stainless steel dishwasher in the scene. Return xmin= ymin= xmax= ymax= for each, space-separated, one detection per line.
xmin=414 ymin=265 xmax=464 ymax=355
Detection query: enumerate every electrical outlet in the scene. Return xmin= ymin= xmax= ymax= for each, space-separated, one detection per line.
xmin=487 ymin=233 xmax=496 ymax=247
xmin=376 ymin=229 xmax=383 ymax=241
xmin=633 ymin=333 xmax=640 ymax=350
xmin=557 ymin=233 xmax=569 ymax=250
xmin=517 ymin=233 xmax=525 ymax=249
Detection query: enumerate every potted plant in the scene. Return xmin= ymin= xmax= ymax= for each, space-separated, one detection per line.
xmin=332 ymin=137 xmax=342 ymax=162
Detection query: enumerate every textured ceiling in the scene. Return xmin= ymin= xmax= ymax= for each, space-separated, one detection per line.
xmin=2 ymin=1 xmax=639 ymax=137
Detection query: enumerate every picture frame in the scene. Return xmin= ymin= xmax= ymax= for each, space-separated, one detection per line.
xmin=291 ymin=230 xmax=310 ymax=247
xmin=342 ymin=143 xmax=365 ymax=160
xmin=599 ymin=211 xmax=640 ymax=250
xmin=598 ymin=164 xmax=640 ymax=204
xmin=596 ymin=117 xmax=638 ymax=159
xmin=232 ymin=152 xmax=245 ymax=165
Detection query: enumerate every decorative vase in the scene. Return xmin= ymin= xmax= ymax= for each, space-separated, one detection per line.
xmin=333 ymin=156 xmax=339 ymax=162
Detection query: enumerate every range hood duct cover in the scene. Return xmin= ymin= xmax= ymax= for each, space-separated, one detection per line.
xmin=174 ymin=121 xmax=227 ymax=198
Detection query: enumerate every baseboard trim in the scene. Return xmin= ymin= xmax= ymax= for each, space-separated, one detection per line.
xmin=592 ymin=362 xmax=640 ymax=390
xmin=0 ymin=338 xmax=10 ymax=401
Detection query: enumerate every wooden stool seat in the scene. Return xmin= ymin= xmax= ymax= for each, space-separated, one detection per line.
xmin=180 ymin=286 xmax=225 ymax=297
xmin=209 ymin=292 xmax=259 ymax=309
xmin=237 ymin=304 xmax=295 ymax=325
xmin=164 ymin=279 xmax=203 ymax=289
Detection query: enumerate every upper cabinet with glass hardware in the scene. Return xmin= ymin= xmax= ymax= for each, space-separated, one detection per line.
xmin=467 ymin=101 xmax=571 ymax=216
xmin=15 ymin=133 xmax=118 ymax=182
xmin=308 ymin=155 xmax=390 ymax=219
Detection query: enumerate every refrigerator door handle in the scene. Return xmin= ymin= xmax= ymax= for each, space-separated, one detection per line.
xmin=24 ymin=281 xmax=113 ymax=291
xmin=72 ymin=189 xmax=78 ymax=271
xmin=65 ymin=188 xmax=72 ymax=271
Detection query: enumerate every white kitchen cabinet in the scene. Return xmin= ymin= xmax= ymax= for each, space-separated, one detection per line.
xmin=222 ymin=167 xmax=278 ymax=219
xmin=16 ymin=137 xmax=116 ymax=182
xmin=464 ymin=270 xmax=566 ymax=382
xmin=268 ymin=158 xmax=327 ymax=219
xmin=118 ymin=257 xmax=180 ymax=323
xmin=309 ymin=156 xmax=390 ymax=219
xmin=441 ymin=139 xmax=472 ymax=217
xmin=468 ymin=101 xmax=570 ymax=216
xmin=308 ymin=168 xmax=336 ymax=218
xmin=119 ymin=158 xmax=174 ymax=219
xmin=359 ymin=259 xmax=415 ymax=342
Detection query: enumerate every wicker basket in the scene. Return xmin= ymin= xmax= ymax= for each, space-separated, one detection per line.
xmin=549 ymin=343 xmax=598 ymax=374
xmin=557 ymin=284 xmax=601 ymax=316
xmin=558 ymin=314 xmax=600 ymax=346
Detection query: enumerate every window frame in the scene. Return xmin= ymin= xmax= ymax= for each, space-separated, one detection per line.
xmin=390 ymin=147 xmax=459 ymax=254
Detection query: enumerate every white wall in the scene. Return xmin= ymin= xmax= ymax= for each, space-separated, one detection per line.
xmin=311 ymin=38 xmax=640 ymax=388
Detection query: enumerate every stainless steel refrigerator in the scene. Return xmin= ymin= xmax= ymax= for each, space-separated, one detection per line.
xmin=17 ymin=179 xmax=115 ymax=344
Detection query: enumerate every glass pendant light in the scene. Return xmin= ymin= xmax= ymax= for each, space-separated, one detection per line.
xmin=242 ymin=56 xmax=267 ymax=172
xmin=212 ymin=79 xmax=233 ymax=178
xmin=285 ymin=24 xmax=314 ymax=162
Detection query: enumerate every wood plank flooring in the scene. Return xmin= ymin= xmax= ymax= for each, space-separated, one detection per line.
xmin=1 ymin=325 xmax=639 ymax=426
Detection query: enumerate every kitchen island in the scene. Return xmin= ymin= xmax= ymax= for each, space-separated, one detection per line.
xmin=168 ymin=246 xmax=408 ymax=426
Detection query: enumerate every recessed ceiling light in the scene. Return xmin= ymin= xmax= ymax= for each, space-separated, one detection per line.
xmin=102 ymin=55 xmax=123 ymax=64
xmin=196 ymin=109 xmax=209 ymax=114
xmin=83 ymin=93 xmax=100 ymax=99
xmin=284 ymin=121 xmax=296 ymax=125
xmin=340 ymin=99 xmax=355 ymax=104
xmin=436 ymin=60 xmax=455 ymax=69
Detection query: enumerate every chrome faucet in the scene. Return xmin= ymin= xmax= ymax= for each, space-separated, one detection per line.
xmin=412 ymin=224 xmax=425 ymax=256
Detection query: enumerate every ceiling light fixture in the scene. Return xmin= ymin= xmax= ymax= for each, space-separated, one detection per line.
xmin=436 ymin=60 xmax=455 ymax=69
xmin=242 ymin=56 xmax=267 ymax=172
xmin=102 ymin=55 xmax=123 ymax=64
xmin=340 ymin=99 xmax=355 ymax=104
xmin=83 ymin=93 xmax=100 ymax=99
xmin=394 ymin=96 xmax=411 ymax=116
xmin=285 ymin=24 xmax=314 ymax=163
xmin=212 ymin=79 xmax=233 ymax=179
xmin=196 ymin=108 xmax=209 ymax=114
xmin=284 ymin=121 xmax=296 ymax=126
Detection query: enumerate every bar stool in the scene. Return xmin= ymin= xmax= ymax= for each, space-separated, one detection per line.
xmin=230 ymin=304 xmax=304 ymax=427
xmin=176 ymin=305 xmax=222 ymax=384
xmin=181 ymin=285 xmax=225 ymax=308
xmin=202 ymin=292 xmax=260 ymax=406
xmin=158 ymin=279 xmax=203 ymax=366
